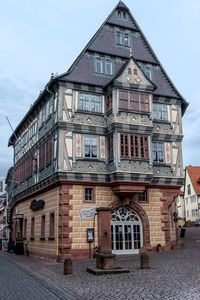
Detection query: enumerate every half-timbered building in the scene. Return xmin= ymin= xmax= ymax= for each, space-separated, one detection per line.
xmin=8 ymin=1 xmax=188 ymax=260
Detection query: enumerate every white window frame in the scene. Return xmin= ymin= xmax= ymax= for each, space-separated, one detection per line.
xmin=152 ymin=143 xmax=164 ymax=163
xmin=78 ymin=93 xmax=102 ymax=112
xmin=153 ymin=104 xmax=168 ymax=121
xmin=105 ymin=60 xmax=113 ymax=76
xmin=95 ymin=59 xmax=103 ymax=74
xmin=84 ymin=136 xmax=98 ymax=158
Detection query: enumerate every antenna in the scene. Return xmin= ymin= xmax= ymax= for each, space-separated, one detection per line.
xmin=6 ymin=116 xmax=17 ymax=140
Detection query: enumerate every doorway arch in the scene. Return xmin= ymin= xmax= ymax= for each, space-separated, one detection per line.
xmin=111 ymin=207 xmax=143 ymax=254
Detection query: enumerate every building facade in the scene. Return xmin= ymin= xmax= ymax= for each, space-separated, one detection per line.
xmin=8 ymin=1 xmax=187 ymax=261
xmin=184 ymin=166 xmax=200 ymax=222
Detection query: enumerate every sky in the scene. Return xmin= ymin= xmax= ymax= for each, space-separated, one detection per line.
xmin=0 ymin=0 xmax=200 ymax=189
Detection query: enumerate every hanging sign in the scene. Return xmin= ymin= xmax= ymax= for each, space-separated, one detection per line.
xmin=79 ymin=206 xmax=98 ymax=222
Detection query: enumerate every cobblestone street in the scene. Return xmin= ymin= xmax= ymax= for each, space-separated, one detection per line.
xmin=0 ymin=227 xmax=200 ymax=300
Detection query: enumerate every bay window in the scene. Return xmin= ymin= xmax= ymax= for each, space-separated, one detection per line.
xmin=119 ymin=90 xmax=150 ymax=112
xmin=120 ymin=134 xmax=149 ymax=159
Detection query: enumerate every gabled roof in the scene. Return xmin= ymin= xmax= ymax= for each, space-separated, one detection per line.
xmin=59 ymin=1 xmax=188 ymax=114
xmin=104 ymin=55 xmax=157 ymax=91
xmin=186 ymin=166 xmax=200 ymax=196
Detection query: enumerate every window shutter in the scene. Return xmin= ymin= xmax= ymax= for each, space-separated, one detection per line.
xmin=76 ymin=134 xmax=81 ymax=157
xmin=100 ymin=136 xmax=105 ymax=159
xmin=165 ymin=143 xmax=171 ymax=164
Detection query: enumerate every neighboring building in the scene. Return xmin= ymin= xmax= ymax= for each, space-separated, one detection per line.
xmin=175 ymin=187 xmax=185 ymax=226
xmin=0 ymin=193 xmax=8 ymax=241
xmin=8 ymin=1 xmax=188 ymax=261
xmin=184 ymin=166 xmax=200 ymax=222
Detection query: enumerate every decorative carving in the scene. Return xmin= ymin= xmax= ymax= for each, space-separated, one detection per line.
xmin=153 ymin=165 xmax=173 ymax=176
xmin=118 ymin=160 xmax=153 ymax=173
xmin=107 ymin=111 xmax=152 ymax=126
xmin=72 ymin=113 xmax=106 ymax=126
xmin=153 ymin=123 xmax=172 ymax=134
xmin=73 ymin=160 xmax=107 ymax=172
xmin=111 ymin=207 xmax=140 ymax=222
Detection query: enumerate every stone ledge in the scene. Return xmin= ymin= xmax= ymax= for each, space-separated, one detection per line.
xmin=87 ymin=267 xmax=130 ymax=275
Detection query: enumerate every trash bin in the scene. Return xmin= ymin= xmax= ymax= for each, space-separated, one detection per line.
xmin=15 ymin=238 xmax=24 ymax=255
xmin=180 ymin=227 xmax=186 ymax=238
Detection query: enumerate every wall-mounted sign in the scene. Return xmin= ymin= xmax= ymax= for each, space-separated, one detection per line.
xmin=30 ymin=200 xmax=45 ymax=211
xmin=7 ymin=208 xmax=12 ymax=224
xmin=79 ymin=206 xmax=98 ymax=222
xmin=87 ymin=228 xmax=94 ymax=243
xmin=13 ymin=214 xmax=24 ymax=219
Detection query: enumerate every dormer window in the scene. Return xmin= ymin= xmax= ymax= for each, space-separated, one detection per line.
xmin=105 ymin=60 xmax=113 ymax=75
xmin=94 ymin=58 xmax=114 ymax=76
xmin=115 ymin=31 xmax=131 ymax=48
xmin=117 ymin=10 xmax=127 ymax=20
xmin=116 ymin=31 xmax=123 ymax=45
xmin=123 ymin=12 xmax=127 ymax=19
xmin=141 ymin=66 xmax=154 ymax=82
xmin=95 ymin=59 xmax=103 ymax=74
xmin=118 ymin=11 xmax=121 ymax=18
xmin=124 ymin=33 xmax=130 ymax=46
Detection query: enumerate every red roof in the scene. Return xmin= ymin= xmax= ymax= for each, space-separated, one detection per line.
xmin=186 ymin=166 xmax=200 ymax=196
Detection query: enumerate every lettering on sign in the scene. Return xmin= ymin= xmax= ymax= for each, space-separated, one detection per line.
xmin=30 ymin=200 xmax=45 ymax=211
xmin=79 ymin=206 xmax=98 ymax=222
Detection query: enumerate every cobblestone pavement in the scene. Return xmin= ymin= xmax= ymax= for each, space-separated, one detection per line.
xmin=1 ymin=227 xmax=200 ymax=300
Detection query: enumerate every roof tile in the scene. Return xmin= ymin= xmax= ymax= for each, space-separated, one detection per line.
xmin=186 ymin=166 xmax=200 ymax=196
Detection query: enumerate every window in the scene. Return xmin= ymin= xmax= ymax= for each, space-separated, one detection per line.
xmin=49 ymin=213 xmax=55 ymax=238
xmin=153 ymin=104 xmax=167 ymax=120
xmin=134 ymin=69 xmax=138 ymax=75
xmin=152 ymin=143 xmax=164 ymax=162
xmin=41 ymin=215 xmax=45 ymax=239
xmin=186 ymin=198 xmax=188 ymax=205
xmin=192 ymin=209 xmax=198 ymax=217
xmin=124 ymin=33 xmax=130 ymax=46
xmin=25 ymin=157 xmax=33 ymax=178
xmin=116 ymin=31 xmax=123 ymax=45
xmin=29 ymin=122 xmax=36 ymax=139
xmin=46 ymin=139 xmax=52 ymax=164
xmin=117 ymin=10 xmax=127 ymax=20
xmin=128 ymin=68 xmax=132 ymax=75
xmin=95 ymin=59 xmax=103 ymax=74
xmin=39 ymin=143 xmax=45 ymax=169
xmin=120 ymin=134 xmax=149 ymax=159
xmin=84 ymin=136 xmax=98 ymax=158
xmin=41 ymin=106 xmax=46 ymax=123
xmin=85 ymin=188 xmax=94 ymax=202
xmin=115 ymin=31 xmax=130 ymax=47
xmin=187 ymin=210 xmax=189 ymax=217
xmin=141 ymin=66 xmax=154 ymax=82
xmin=105 ymin=60 xmax=113 ymax=75
xmin=187 ymin=184 xmax=191 ymax=195
xmin=78 ymin=93 xmax=102 ymax=113
xmin=24 ymin=219 xmax=27 ymax=239
xmin=108 ymin=135 xmax=113 ymax=158
xmin=191 ymin=196 xmax=196 ymax=204
xmin=106 ymin=93 xmax=112 ymax=112
xmin=139 ymin=191 xmax=147 ymax=202
xmin=31 ymin=217 xmax=35 ymax=238
xmin=49 ymin=97 xmax=53 ymax=115
xmin=119 ymin=90 xmax=150 ymax=112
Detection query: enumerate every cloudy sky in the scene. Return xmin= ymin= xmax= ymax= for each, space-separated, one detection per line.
xmin=0 ymin=0 xmax=200 ymax=186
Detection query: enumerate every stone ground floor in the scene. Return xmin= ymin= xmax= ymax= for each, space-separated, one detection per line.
xmin=0 ymin=227 xmax=200 ymax=300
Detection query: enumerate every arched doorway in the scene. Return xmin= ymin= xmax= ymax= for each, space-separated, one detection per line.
xmin=111 ymin=207 xmax=143 ymax=254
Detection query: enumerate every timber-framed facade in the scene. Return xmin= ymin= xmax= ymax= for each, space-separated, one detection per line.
xmin=8 ymin=1 xmax=188 ymax=261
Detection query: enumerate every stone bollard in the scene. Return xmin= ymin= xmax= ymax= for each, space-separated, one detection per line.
xmin=64 ymin=258 xmax=73 ymax=275
xmin=140 ymin=252 xmax=150 ymax=269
